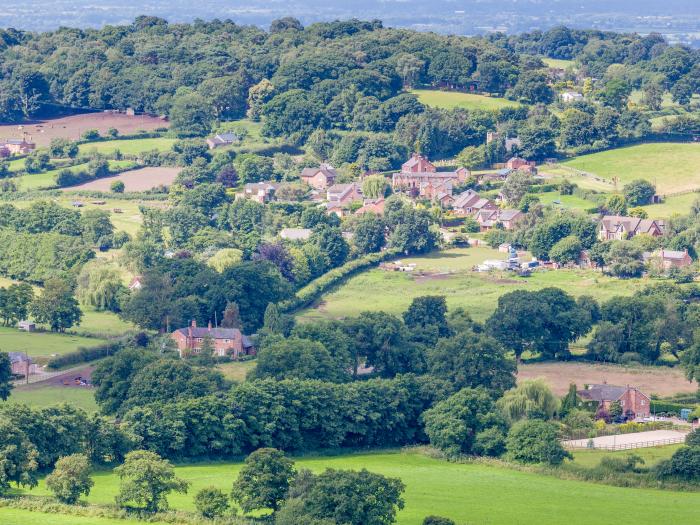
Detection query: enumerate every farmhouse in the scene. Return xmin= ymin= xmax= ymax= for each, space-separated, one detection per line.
xmin=560 ymin=91 xmax=584 ymax=103
xmin=476 ymin=208 xmax=523 ymax=230
xmin=171 ymin=320 xmax=254 ymax=359
xmin=327 ymin=182 xmax=363 ymax=204
xmin=206 ymin=133 xmax=239 ymax=149
xmin=300 ymin=164 xmax=338 ymax=190
xmin=578 ymin=384 xmax=651 ymax=419
xmin=243 ymin=182 xmax=279 ymax=203
xmin=599 ymin=215 xmax=665 ymax=240
xmin=8 ymin=352 xmax=38 ymax=376
xmin=392 ymin=153 xmax=469 ymax=197
xmin=645 ymin=249 xmax=694 ymax=270
xmin=506 ymin=157 xmax=537 ymax=173
xmin=452 ymin=189 xmax=498 ymax=216
xmin=0 ymin=138 xmax=36 ymax=156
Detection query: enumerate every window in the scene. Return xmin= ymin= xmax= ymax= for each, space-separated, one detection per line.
xmin=196 ymin=338 xmax=202 ymax=342
xmin=641 ymin=400 xmax=645 ymax=406
xmin=224 ymin=339 xmax=230 ymax=343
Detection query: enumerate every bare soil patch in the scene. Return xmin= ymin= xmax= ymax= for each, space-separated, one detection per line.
xmin=413 ymin=271 xmax=453 ymax=283
xmin=61 ymin=166 xmax=181 ymax=192
xmin=0 ymin=113 xmax=167 ymax=147
xmin=518 ymin=361 xmax=696 ymax=397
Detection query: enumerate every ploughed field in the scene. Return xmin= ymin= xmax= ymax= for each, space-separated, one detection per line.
xmin=5 ymin=449 xmax=699 ymax=525
xmin=59 ymin=166 xmax=181 ymax=192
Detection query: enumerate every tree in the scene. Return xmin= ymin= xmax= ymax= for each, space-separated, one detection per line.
xmin=497 ymin=380 xmax=560 ymax=423
xmin=361 ymin=175 xmax=390 ymax=199
xmin=30 ymin=278 xmax=82 ymax=332
xmin=506 ymin=420 xmax=572 ymax=466
xmin=92 ymin=348 xmax=158 ymax=414
xmin=509 ymin=71 xmax=554 ymax=104
xmin=559 ymin=383 xmax=580 ymax=417
xmin=231 ymin=448 xmax=296 ymax=513
xmin=0 ymin=420 xmax=39 ymax=494
xmin=0 ymin=352 xmax=12 ymax=400
xmin=604 ymin=242 xmax=644 ymax=278
xmin=422 ymin=387 xmax=507 ymax=457
xmin=623 ymin=179 xmax=656 ymax=206
xmin=549 ymin=235 xmax=582 ymax=265
xmin=111 ymin=180 xmax=125 ymax=193
xmin=312 ymin=226 xmax=349 ymax=267
xmin=656 ymin=446 xmax=700 ymax=481
xmin=403 ymin=295 xmax=449 ymax=338
xmin=251 ymin=337 xmax=344 ymax=382
xmin=501 ymin=172 xmax=533 ymax=206
xmin=208 ymin=248 xmax=243 ymax=273
xmin=170 ymin=91 xmax=213 ymax=137
xmin=299 ymin=468 xmax=405 ymax=525
xmin=427 ymin=331 xmax=516 ymax=395
xmin=76 ymin=261 xmax=126 ymax=312
xmin=247 ymin=79 xmax=275 ymax=121
xmin=221 ymin=302 xmax=242 ymax=329
xmin=605 ymin=194 xmax=628 ymax=215
xmin=45 ymin=453 xmax=93 ymax=504
xmin=115 ymin=450 xmax=189 ymax=512
xmin=194 ymin=486 xmax=230 ymax=518
xmin=81 ymin=209 xmax=114 ymax=246
xmin=353 ymin=213 xmax=386 ymax=254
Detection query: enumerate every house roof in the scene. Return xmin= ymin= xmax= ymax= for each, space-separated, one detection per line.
xmin=301 ymin=164 xmax=338 ymax=180
xmin=499 ymin=209 xmax=522 ymax=221
xmin=279 ymin=227 xmax=312 ymax=241
xmin=453 ymin=190 xmax=480 ymax=208
xmin=174 ymin=326 xmax=242 ymax=339
xmin=600 ymin=216 xmax=664 ymax=235
xmin=661 ymin=249 xmax=689 ymax=260
xmin=577 ymin=384 xmax=647 ymax=403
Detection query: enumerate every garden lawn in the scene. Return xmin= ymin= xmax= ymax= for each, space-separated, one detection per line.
xmin=534 ymin=191 xmax=599 ymax=211
xmin=78 ymin=138 xmax=176 ymax=156
xmin=561 ymin=143 xmax=700 ymax=194
xmin=0 ymin=326 xmax=105 ymax=359
xmin=410 ymin=89 xmax=521 ymax=111
xmin=298 ymin=248 xmax=648 ymax=322
xmin=217 ymin=360 xmax=256 ymax=382
xmin=12 ymin=449 xmax=700 ymax=525
xmin=2 ymin=385 xmax=98 ymax=411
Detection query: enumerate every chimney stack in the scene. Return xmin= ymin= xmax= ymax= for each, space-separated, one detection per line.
xmin=208 ymin=321 xmax=212 ymax=330
xmin=191 ymin=320 xmax=197 ymax=328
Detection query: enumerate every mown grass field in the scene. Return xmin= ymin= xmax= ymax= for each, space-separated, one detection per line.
xmin=0 ymin=326 xmax=105 ymax=360
xmin=217 ymin=360 xmax=256 ymax=383
xmin=2 ymin=385 xmax=98 ymax=412
xmin=299 ymin=248 xmax=648 ymax=322
xmin=534 ymin=190 xmax=599 ymax=211
xmin=410 ymin=89 xmax=521 ymax=111
xmin=13 ymin=160 xmax=137 ymax=190
xmin=78 ymin=138 xmax=176 ymax=156
xmin=641 ymin=191 xmax=699 ymax=218
xmin=8 ymin=449 xmax=700 ymax=525
xmin=561 ymin=143 xmax=700 ymax=194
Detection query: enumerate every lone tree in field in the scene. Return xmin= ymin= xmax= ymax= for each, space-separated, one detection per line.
xmin=231 ymin=448 xmax=296 ymax=513
xmin=46 ymin=453 xmax=94 ymax=504
xmin=30 ymin=278 xmax=82 ymax=332
xmin=111 ymin=180 xmax=125 ymax=193
xmin=115 ymin=450 xmax=189 ymax=512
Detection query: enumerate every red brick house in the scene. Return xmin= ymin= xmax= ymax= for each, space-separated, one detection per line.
xmin=506 ymin=157 xmax=536 ymax=171
xmin=452 ymin=190 xmax=499 ymax=216
xmin=172 ymin=321 xmax=254 ymax=359
xmin=355 ymin=198 xmax=385 ymax=215
xmin=300 ymin=164 xmax=338 ymax=190
xmin=392 ymin=153 xmax=469 ymax=196
xmin=9 ymin=352 xmax=38 ymax=376
xmin=327 ymin=183 xmax=363 ymax=204
xmin=578 ymin=384 xmax=651 ymax=419
xmin=476 ymin=209 xmax=523 ymax=231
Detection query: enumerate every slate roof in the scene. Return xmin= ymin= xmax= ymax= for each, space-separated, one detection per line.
xmin=174 ymin=327 xmax=242 ymax=339
xmin=578 ymin=384 xmax=628 ymax=402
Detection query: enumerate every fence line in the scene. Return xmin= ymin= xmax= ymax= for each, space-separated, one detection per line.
xmin=564 ymin=436 xmax=686 ymax=451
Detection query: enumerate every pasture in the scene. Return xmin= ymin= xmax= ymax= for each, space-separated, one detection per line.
xmin=2 ymin=385 xmax=98 ymax=412
xmin=217 ymin=360 xmax=256 ymax=383
xmin=534 ymin=190 xmax=599 ymax=211
xmin=410 ymin=89 xmax=521 ymax=111
xmin=561 ymin=143 xmax=700 ymax=194
xmin=0 ymin=113 xmax=167 ymax=147
xmin=0 ymin=326 xmax=105 ymax=360
xmin=641 ymin=191 xmax=699 ymax=218
xmin=78 ymin=138 xmax=176 ymax=156
xmin=61 ymin=166 xmax=181 ymax=192
xmin=8 ymin=449 xmax=700 ymax=525
xmin=298 ymin=248 xmax=648 ymax=322
xmin=13 ymin=159 xmax=137 ymax=190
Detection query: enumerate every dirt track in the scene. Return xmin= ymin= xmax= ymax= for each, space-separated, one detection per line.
xmin=0 ymin=113 xmax=167 ymax=147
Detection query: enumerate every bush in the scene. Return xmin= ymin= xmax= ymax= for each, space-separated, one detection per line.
xmin=423 ymin=517 xmax=456 ymax=525
xmin=506 ymin=420 xmax=572 ymax=466
xmin=45 ymin=453 xmax=93 ymax=504
xmin=46 ymin=341 xmax=122 ymax=369
xmin=656 ymin=446 xmax=700 ymax=481
xmin=82 ymin=129 xmax=100 ymax=141
xmin=194 ymin=486 xmax=230 ymax=518
xmin=685 ymin=428 xmax=700 ymax=447
xmin=599 ymin=454 xmax=645 ymax=473
xmin=111 ymin=180 xmax=125 ymax=193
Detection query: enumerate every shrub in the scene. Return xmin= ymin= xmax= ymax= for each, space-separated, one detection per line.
xmin=194 ymin=486 xmax=230 ymax=518
xmin=598 ymin=454 xmax=645 ymax=473
xmin=423 ymin=517 xmax=456 ymax=525
xmin=111 ymin=180 xmax=125 ymax=193
xmin=506 ymin=420 xmax=572 ymax=466
xmin=656 ymin=446 xmax=700 ymax=481
xmin=82 ymin=129 xmax=100 ymax=141
xmin=685 ymin=428 xmax=700 ymax=447
xmin=45 ymin=453 xmax=93 ymax=504
xmin=46 ymin=341 xmax=122 ymax=369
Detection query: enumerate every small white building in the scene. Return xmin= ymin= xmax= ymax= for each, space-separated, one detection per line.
xmin=560 ymin=91 xmax=584 ymax=103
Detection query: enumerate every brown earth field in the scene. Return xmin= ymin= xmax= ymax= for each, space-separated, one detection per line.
xmin=0 ymin=112 xmax=167 ymax=146
xmin=61 ymin=166 xmax=181 ymax=192
xmin=518 ymin=361 xmax=696 ymax=397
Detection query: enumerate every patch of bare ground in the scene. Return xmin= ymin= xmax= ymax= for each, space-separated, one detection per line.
xmin=60 ymin=166 xmax=181 ymax=192
xmin=413 ymin=271 xmax=453 ymax=283
xmin=0 ymin=112 xmax=167 ymax=146
xmin=518 ymin=361 xmax=696 ymax=397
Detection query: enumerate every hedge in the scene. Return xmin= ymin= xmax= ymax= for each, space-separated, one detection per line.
xmin=46 ymin=340 xmax=123 ymax=370
xmin=650 ymin=400 xmax=689 ymax=415
xmin=280 ymin=249 xmax=401 ymax=313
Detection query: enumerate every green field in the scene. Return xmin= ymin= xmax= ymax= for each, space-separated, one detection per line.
xmin=13 ymin=160 xmax=137 ymax=190
xmin=74 ymin=308 xmax=136 ymax=337
xmin=2 ymin=385 xmax=98 ymax=411
xmin=78 ymin=138 xmax=176 ymax=156
xmin=299 ymin=248 xmax=648 ymax=322
xmin=410 ymin=89 xmax=521 ymax=111
xmin=0 ymin=326 xmax=105 ymax=360
xmin=217 ymin=359 xmax=256 ymax=383
xmin=561 ymin=143 xmax=700 ymax=194
xmin=535 ymin=191 xmax=599 ymax=211
xmin=0 ymin=508 xmax=152 ymax=525
xmin=571 ymin=445 xmax=681 ymax=469
xmin=7 ymin=449 xmax=700 ymax=525
xmin=542 ymin=57 xmax=575 ymax=69
xmin=641 ymin=191 xmax=699 ymax=218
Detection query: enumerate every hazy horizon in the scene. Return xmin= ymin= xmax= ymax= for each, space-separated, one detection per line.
xmin=3 ymin=0 xmax=700 ymax=45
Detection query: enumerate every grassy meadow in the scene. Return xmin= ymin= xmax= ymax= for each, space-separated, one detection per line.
xmin=0 ymin=326 xmax=104 ymax=360
xmin=299 ymin=247 xmax=648 ymax=322
xmin=2 ymin=385 xmax=98 ymax=412
xmin=7 ymin=448 xmax=700 ymax=525
xmin=77 ymin=138 xmax=176 ymax=156
xmin=561 ymin=143 xmax=700 ymax=194
xmin=410 ymin=89 xmax=521 ymax=111
xmin=534 ymin=190 xmax=599 ymax=211
xmin=13 ymin=160 xmax=138 ymax=190
xmin=641 ymin=191 xmax=699 ymax=218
